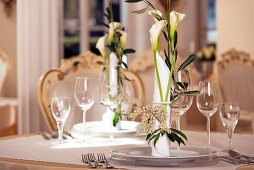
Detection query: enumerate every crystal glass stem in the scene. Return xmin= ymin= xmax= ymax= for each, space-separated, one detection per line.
xmin=227 ymin=127 xmax=233 ymax=149
xmin=207 ymin=117 xmax=211 ymax=148
xmin=57 ymin=121 xmax=64 ymax=142
xmin=109 ymin=110 xmax=114 ymax=142
xmin=176 ymin=115 xmax=181 ymax=131
xmin=82 ymin=110 xmax=87 ymax=137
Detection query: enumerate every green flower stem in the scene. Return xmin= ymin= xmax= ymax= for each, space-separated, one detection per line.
xmin=165 ymin=49 xmax=175 ymax=102
xmin=153 ymin=50 xmax=163 ymax=102
xmin=106 ymin=64 xmax=112 ymax=100
xmin=164 ymin=0 xmax=173 ymax=103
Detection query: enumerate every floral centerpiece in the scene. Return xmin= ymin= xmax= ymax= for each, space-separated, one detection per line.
xmin=196 ymin=44 xmax=216 ymax=61
xmin=195 ymin=44 xmax=216 ymax=80
xmin=126 ymin=0 xmax=199 ymax=156
xmin=96 ymin=0 xmax=135 ymax=128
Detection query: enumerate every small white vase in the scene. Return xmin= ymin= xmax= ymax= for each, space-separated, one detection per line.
xmin=102 ymin=107 xmax=121 ymax=130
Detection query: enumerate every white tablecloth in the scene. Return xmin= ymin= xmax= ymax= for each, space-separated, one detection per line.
xmin=0 ymin=131 xmax=253 ymax=170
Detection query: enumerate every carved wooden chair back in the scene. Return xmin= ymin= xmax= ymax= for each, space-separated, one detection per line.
xmin=215 ymin=49 xmax=254 ymax=132
xmin=37 ymin=51 xmax=144 ymax=132
xmin=0 ymin=49 xmax=10 ymax=96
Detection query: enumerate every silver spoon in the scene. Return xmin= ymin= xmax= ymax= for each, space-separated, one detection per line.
xmin=228 ymin=150 xmax=254 ymax=164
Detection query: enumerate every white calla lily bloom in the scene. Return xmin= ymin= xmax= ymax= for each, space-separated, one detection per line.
xmin=108 ymin=22 xmax=122 ymax=44
xmin=148 ymin=10 xmax=163 ymax=22
xmin=170 ymin=11 xmax=185 ymax=39
xmin=117 ymin=30 xmax=127 ymax=49
xmin=96 ymin=35 xmax=107 ymax=57
xmin=149 ymin=20 xmax=167 ymax=51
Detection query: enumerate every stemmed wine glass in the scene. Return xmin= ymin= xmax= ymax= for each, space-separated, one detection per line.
xmin=171 ymin=69 xmax=193 ymax=131
xmin=196 ymin=81 xmax=219 ymax=149
xmin=99 ymin=65 xmax=125 ymax=142
xmin=51 ymin=97 xmax=71 ymax=143
xmin=74 ymin=77 xmax=95 ymax=139
xmin=220 ymin=103 xmax=240 ymax=150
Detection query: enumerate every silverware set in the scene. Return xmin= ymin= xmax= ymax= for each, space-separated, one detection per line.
xmin=220 ymin=150 xmax=254 ymax=165
xmin=81 ymin=153 xmax=113 ymax=169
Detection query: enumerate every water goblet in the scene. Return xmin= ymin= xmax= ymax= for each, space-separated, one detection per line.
xmin=51 ymin=97 xmax=71 ymax=143
xmin=74 ymin=77 xmax=95 ymax=139
xmin=99 ymin=65 xmax=125 ymax=142
xmin=171 ymin=69 xmax=193 ymax=131
xmin=196 ymin=81 xmax=219 ymax=149
xmin=220 ymin=103 xmax=240 ymax=150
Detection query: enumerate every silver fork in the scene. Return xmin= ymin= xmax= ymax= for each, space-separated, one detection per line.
xmin=81 ymin=154 xmax=96 ymax=168
xmin=97 ymin=153 xmax=114 ymax=169
xmin=88 ymin=153 xmax=99 ymax=168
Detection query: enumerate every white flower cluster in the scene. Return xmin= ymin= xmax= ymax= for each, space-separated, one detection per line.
xmin=131 ymin=105 xmax=168 ymax=134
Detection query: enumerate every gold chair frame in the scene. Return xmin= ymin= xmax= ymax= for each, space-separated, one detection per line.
xmin=215 ymin=49 xmax=254 ymax=132
xmin=0 ymin=49 xmax=11 ymax=96
xmin=37 ymin=51 xmax=144 ymax=132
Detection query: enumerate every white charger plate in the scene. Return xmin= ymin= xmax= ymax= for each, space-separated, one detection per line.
xmin=71 ymin=121 xmax=140 ymax=137
xmin=110 ymin=147 xmax=219 ymax=167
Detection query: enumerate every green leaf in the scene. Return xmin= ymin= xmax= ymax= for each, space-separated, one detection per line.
xmin=162 ymin=30 xmax=169 ymax=42
xmin=102 ymin=23 xmax=109 ymax=28
xmin=125 ymin=0 xmax=143 ymax=3
xmin=181 ymin=90 xmax=200 ymax=96
xmin=177 ymin=54 xmax=196 ymax=71
xmin=171 ymin=133 xmax=182 ymax=146
xmin=153 ymin=133 xmax=160 ymax=147
xmin=146 ymin=133 xmax=152 ymax=141
xmin=183 ymin=82 xmax=189 ymax=89
xmin=174 ymin=31 xmax=178 ymax=49
xmin=148 ymin=134 xmax=157 ymax=144
xmin=121 ymin=61 xmax=128 ymax=69
xmin=175 ymin=50 xmax=178 ymax=62
xmin=170 ymin=128 xmax=188 ymax=140
xmin=153 ymin=128 xmax=161 ymax=134
xmin=151 ymin=13 xmax=162 ymax=21
xmin=166 ymin=132 xmax=175 ymax=142
xmin=112 ymin=110 xmax=122 ymax=127
xmin=103 ymin=13 xmax=110 ymax=22
xmin=176 ymin=82 xmax=186 ymax=90
xmin=144 ymin=0 xmax=156 ymax=11
xmin=165 ymin=57 xmax=171 ymax=71
xmin=131 ymin=5 xmax=148 ymax=14
xmin=170 ymin=95 xmax=180 ymax=106
xmin=96 ymin=61 xmax=105 ymax=65
xmin=123 ymin=49 xmax=136 ymax=54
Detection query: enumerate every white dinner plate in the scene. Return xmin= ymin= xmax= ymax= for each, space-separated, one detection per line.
xmin=71 ymin=121 xmax=140 ymax=137
xmin=110 ymin=147 xmax=219 ymax=166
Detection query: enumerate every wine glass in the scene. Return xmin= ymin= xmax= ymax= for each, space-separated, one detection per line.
xmin=74 ymin=77 xmax=95 ymax=139
xmin=171 ymin=69 xmax=193 ymax=131
xmin=51 ymin=97 xmax=71 ymax=143
xmin=99 ymin=65 xmax=125 ymax=142
xmin=220 ymin=103 xmax=240 ymax=150
xmin=196 ymin=81 xmax=219 ymax=149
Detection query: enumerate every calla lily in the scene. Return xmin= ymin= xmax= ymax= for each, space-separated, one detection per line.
xmin=148 ymin=10 xmax=163 ymax=22
xmin=108 ymin=22 xmax=122 ymax=45
xmin=117 ymin=30 xmax=127 ymax=49
xmin=96 ymin=35 xmax=107 ymax=57
xmin=149 ymin=20 xmax=167 ymax=51
xmin=170 ymin=11 xmax=185 ymax=40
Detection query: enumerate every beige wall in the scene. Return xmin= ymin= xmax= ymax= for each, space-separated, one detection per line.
xmin=0 ymin=3 xmax=17 ymax=97
xmin=217 ymin=0 xmax=254 ymax=58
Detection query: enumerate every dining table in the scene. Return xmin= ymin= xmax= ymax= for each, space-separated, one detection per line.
xmin=0 ymin=130 xmax=253 ymax=170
